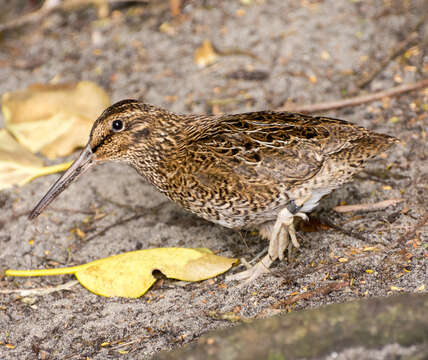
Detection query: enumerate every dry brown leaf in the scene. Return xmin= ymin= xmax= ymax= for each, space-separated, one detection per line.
xmin=2 ymin=81 xmax=110 ymax=159
xmin=194 ymin=39 xmax=218 ymax=68
xmin=170 ymin=0 xmax=182 ymax=16
xmin=0 ymin=130 xmax=71 ymax=190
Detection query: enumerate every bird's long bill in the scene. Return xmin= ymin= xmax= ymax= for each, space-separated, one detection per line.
xmin=29 ymin=144 xmax=94 ymax=220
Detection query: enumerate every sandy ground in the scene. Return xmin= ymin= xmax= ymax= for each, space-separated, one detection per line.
xmin=0 ymin=0 xmax=427 ymax=359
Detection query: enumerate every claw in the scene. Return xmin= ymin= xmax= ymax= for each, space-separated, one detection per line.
xmin=226 ymin=254 xmax=273 ymax=284
xmin=227 ymin=206 xmax=308 ymax=283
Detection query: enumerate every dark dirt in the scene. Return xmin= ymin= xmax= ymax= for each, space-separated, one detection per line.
xmin=0 ymin=0 xmax=427 ymax=359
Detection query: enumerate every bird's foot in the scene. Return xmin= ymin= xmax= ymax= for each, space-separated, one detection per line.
xmin=268 ymin=207 xmax=308 ymax=261
xmin=225 ymin=254 xmax=274 ymax=283
xmin=226 ymin=207 xmax=307 ymax=284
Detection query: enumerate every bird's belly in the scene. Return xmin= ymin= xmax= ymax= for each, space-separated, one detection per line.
xmin=176 ymin=196 xmax=284 ymax=229
xmin=299 ymin=186 xmax=336 ymax=213
xmin=202 ymin=188 xmax=333 ymax=229
xmin=171 ymin=184 xmax=336 ymax=230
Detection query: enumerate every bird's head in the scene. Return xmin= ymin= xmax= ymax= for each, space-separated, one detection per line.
xmin=29 ymin=99 xmax=168 ymax=219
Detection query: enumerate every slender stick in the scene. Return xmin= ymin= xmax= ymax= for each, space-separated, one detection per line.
xmin=333 ymin=199 xmax=405 ymax=213
xmin=0 ymin=0 xmax=150 ymax=33
xmin=271 ymin=281 xmax=348 ymax=309
xmin=354 ymin=32 xmax=419 ymax=91
xmin=279 ymin=78 xmax=428 ymax=113
xmin=0 ymin=280 xmax=78 ymax=296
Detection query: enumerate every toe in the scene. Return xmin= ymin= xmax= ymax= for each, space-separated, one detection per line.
xmin=226 ymin=254 xmax=273 ymax=283
xmin=268 ymin=233 xmax=279 ymax=260
xmin=288 ymin=223 xmax=300 ymax=248
xmin=277 ymin=227 xmax=289 ymax=261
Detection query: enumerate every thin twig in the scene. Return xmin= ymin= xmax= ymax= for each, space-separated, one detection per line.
xmin=83 ymin=200 xmax=167 ymax=242
xmin=279 ymin=78 xmax=428 ymax=113
xmin=0 ymin=210 xmax=29 ymax=229
xmin=84 ymin=213 xmax=145 ymax=242
xmin=49 ymin=207 xmax=96 ymax=215
xmin=319 ymin=216 xmax=370 ymax=242
xmin=354 ymin=29 xmax=420 ymax=91
xmin=271 ymin=281 xmax=348 ymax=309
xmin=0 ymin=0 xmax=150 ymax=33
xmin=355 ymin=174 xmax=393 ymax=186
xmin=397 ymin=212 xmax=428 ymax=244
xmin=333 ymin=199 xmax=405 ymax=213
xmin=0 ymin=280 xmax=78 ymax=296
xmin=0 ymin=0 xmax=60 ymax=33
xmin=0 ymin=207 xmax=96 ymax=230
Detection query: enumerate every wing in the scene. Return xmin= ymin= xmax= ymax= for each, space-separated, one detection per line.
xmin=184 ymin=111 xmax=371 ymax=187
xmin=165 ymin=111 xmax=396 ymax=227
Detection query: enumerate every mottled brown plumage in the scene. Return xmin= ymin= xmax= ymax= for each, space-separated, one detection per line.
xmin=30 ymin=99 xmax=398 ymax=282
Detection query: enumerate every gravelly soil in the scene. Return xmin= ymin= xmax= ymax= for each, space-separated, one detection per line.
xmin=0 ymin=0 xmax=427 ymax=359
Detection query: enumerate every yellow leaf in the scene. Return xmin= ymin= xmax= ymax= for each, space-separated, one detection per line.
xmin=0 ymin=130 xmax=72 ymax=190
xmin=194 ymin=39 xmax=218 ymax=68
xmin=5 ymin=248 xmax=238 ymax=298
xmin=2 ymin=81 xmax=110 ymax=159
xmin=159 ymin=22 xmax=176 ymax=35
xmin=390 ymin=285 xmax=403 ymax=291
xmin=417 ymin=284 xmax=425 ymax=291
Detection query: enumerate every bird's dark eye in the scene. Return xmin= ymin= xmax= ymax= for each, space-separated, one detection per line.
xmin=112 ymin=120 xmax=123 ymax=132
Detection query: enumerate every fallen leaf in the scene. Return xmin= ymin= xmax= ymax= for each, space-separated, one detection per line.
xmin=309 ymin=75 xmax=317 ymax=83
xmin=194 ymin=39 xmax=218 ymax=68
xmin=159 ymin=21 xmax=176 ymax=35
xmin=0 ymin=130 xmax=72 ymax=190
xmin=388 ymin=116 xmax=400 ymax=123
xmin=320 ymin=50 xmax=331 ymax=60
xmin=2 ymin=81 xmax=110 ymax=159
xmin=236 ymin=8 xmax=246 ymax=17
xmin=6 ymin=248 xmax=238 ymax=298
xmin=170 ymin=0 xmax=181 ymax=16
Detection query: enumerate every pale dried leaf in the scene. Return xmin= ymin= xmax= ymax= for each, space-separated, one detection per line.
xmin=0 ymin=129 xmax=71 ymax=190
xmin=194 ymin=39 xmax=218 ymax=68
xmin=2 ymin=81 xmax=110 ymax=159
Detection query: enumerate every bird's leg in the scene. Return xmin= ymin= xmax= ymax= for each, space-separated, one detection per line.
xmin=226 ymin=199 xmax=308 ymax=283
xmin=268 ymin=206 xmax=308 ymax=261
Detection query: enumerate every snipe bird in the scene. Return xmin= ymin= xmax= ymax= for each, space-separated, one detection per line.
xmin=30 ymin=100 xmax=398 ymax=282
